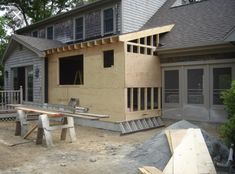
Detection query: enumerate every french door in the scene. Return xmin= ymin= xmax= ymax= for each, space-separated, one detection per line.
xmin=12 ymin=66 xmax=33 ymax=102
xmin=163 ymin=66 xmax=208 ymax=107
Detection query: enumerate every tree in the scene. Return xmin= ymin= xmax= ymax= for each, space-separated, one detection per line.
xmin=0 ymin=17 xmax=9 ymax=89
xmin=0 ymin=0 xmax=96 ymax=29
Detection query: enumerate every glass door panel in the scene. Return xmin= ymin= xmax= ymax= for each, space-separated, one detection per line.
xmin=164 ymin=70 xmax=179 ymax=104
xmin=26 ymin=66 xmax=33 ymax=102
xmin=187 ymin=69 xmax=204 ymax=104
xmin=213 ymin=67 xmax=231 ymax=105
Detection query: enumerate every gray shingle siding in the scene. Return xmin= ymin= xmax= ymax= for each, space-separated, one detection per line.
xmin=121 ymin=0 xmax=167 ymax=33
xmin=18 ymin=1 xmax=121 ymax=43
xmin=4 ymin=44 xmax=44 ymax=103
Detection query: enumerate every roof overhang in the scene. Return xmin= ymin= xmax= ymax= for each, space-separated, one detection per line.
xmin=156 ymin=42 xmax=235 ymax=58
xmin=2 ymin=35 xmax=45 ymax=64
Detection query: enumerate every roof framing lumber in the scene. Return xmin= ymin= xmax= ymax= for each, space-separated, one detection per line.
xmin=119 ymin=24 xmax=175 ymax=42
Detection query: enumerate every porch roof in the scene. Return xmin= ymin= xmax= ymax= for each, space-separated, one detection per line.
xmin=2 ymin=34 xmax=64 ymax=64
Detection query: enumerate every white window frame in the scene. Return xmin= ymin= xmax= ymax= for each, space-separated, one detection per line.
xmin=101 ymin=6 xmax=116 ymax=36
xmin=74 ymin=15 xmax=85 ymax=41
xmin=46 ymin=25 xmax=54 ymax=40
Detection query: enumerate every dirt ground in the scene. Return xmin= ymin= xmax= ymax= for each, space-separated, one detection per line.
xmin=0 ymin=119 xmax=222 ymax=174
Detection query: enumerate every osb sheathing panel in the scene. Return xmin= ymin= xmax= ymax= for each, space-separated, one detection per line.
xmin=125 ymin=52 xmax=161 ymax=87
xmin=48 ymin=42 xmax=126 ymax=122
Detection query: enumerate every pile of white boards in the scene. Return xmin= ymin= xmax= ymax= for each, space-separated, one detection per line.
xmin=139 ymin=128 xmax=217 ymax=174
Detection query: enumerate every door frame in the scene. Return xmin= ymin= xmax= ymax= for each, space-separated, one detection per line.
xmin=210 ymin=63 xmax=235 ymax=110
xmin=25 ymin=65 xmax=34 ymax=102
xmin=162 ymin=67 xmax=182 ymax=108
xmin=183 ymin=65 xmax=209 ymax=109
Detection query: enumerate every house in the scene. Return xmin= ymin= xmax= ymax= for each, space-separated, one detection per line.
xmin=143 ymin=0 xmax=235 ymax=122
xmin=2 ymin=0 xmax=235 ymax=126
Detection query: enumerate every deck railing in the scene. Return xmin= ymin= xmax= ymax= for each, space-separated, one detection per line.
xmin=0 ymin=86 xmax=23 ymax=112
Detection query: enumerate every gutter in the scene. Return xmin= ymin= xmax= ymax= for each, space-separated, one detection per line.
xmin=156 ymin=42 xmax=235 ymax=57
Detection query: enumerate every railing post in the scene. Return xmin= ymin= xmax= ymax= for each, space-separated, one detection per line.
xmin=20 ymin=86 xmax=23 ymax=104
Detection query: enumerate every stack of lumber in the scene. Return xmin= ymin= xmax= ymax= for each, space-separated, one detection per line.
xmin=139 ymin=128 xmax=216 ymax=174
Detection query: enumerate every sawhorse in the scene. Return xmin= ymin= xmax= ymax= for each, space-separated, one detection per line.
xmin=15 ymin=110 xmax=77 ymax=147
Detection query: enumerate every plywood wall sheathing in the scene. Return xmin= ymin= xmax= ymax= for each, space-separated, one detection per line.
xmin=48 ymin=42 xmax=126 ymax=122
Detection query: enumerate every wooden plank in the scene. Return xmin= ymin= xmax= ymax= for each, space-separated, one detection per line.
xmin=23 ymin=124 xmax=38 ymax=139
xmin=193 ymin=129 xmax=216 ymax=174
xmin=165 ymin=130 xmax=173 ymax=154
xmin=143 ymin=166 xmax=163 ymax=174
xmin=173 ymin=129 xmax=198 ymax=174
xmin=170 ymin=129 xmax=187 ymax=153
xmin=119 ymin=24 xmax=175 ymax=42
xmin=163 ymin=157 xmax=173 ymax=174
xmin=14 ymin=105 xmax=108 ymax=120
xmin=16 ymin=106 xmax=63 ymax=116
xmin=139 ymin=168 xmax=151 ymax=174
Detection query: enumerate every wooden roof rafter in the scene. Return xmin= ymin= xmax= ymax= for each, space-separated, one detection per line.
xmin=119 ymin=24 xmax=175 ymax=42
xmin=45 ymin=35 xmax=119 ymax=55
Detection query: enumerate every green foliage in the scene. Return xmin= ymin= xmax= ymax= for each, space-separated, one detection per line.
xmin=0 ymin=0 xmax=96 ymax=26
xmin=220 ymin=80 xmax=235 ymax=146
xmin=0 ymin=17 xmax=8 ymax=89
xmin=220 ymin=116 xmax=235 ymax=146
xmin=221 ymin=80 xmax=235 ymax=119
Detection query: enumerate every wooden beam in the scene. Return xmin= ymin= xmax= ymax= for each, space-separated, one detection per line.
xmin=138 ymin=88 xmax=141 ymax=111
xmin=74 ymin=44 xmax=79 ymax=49
xmin=126 ymin=42 xmax=156 ymax=49
xmin=68 ymin=45 xmax=73 ymax=50
xmin=23 ymin=124 xmax=38 ymax=139
xmin=151 ymin=88 xmax=154 ymax=110
xmin=158 ymin=88 xmax=161 ymax=110
xmin=139 ymin=166 xmax=163 ymax=174
xmin=80 ymin=43 xmax=85 ymax=48
xmin=119 ymin=24 xmax=175 ymax=42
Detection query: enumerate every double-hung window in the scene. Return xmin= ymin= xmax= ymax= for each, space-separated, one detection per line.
xmin=47 ymin=26 xmax=53 ymax=40
xmin=103 ymin=8 xmax=114 ymax=34
xmin=75 ymin=17 xmax=84 ymax=41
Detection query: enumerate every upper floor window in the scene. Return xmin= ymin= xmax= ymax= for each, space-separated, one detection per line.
xmin=103 ymin=8 xmax=114 ymax=35
xmin=47 ymin=26 xmax=54 ymax=40
xmin=32 ymin=31 xmax=38 ymax=37
xmin=75 ymin=17 xmax=84 ymax=41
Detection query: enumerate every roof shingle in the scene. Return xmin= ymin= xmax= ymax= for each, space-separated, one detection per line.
xmin=143 ymin=0 xmax=235 ymax=50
